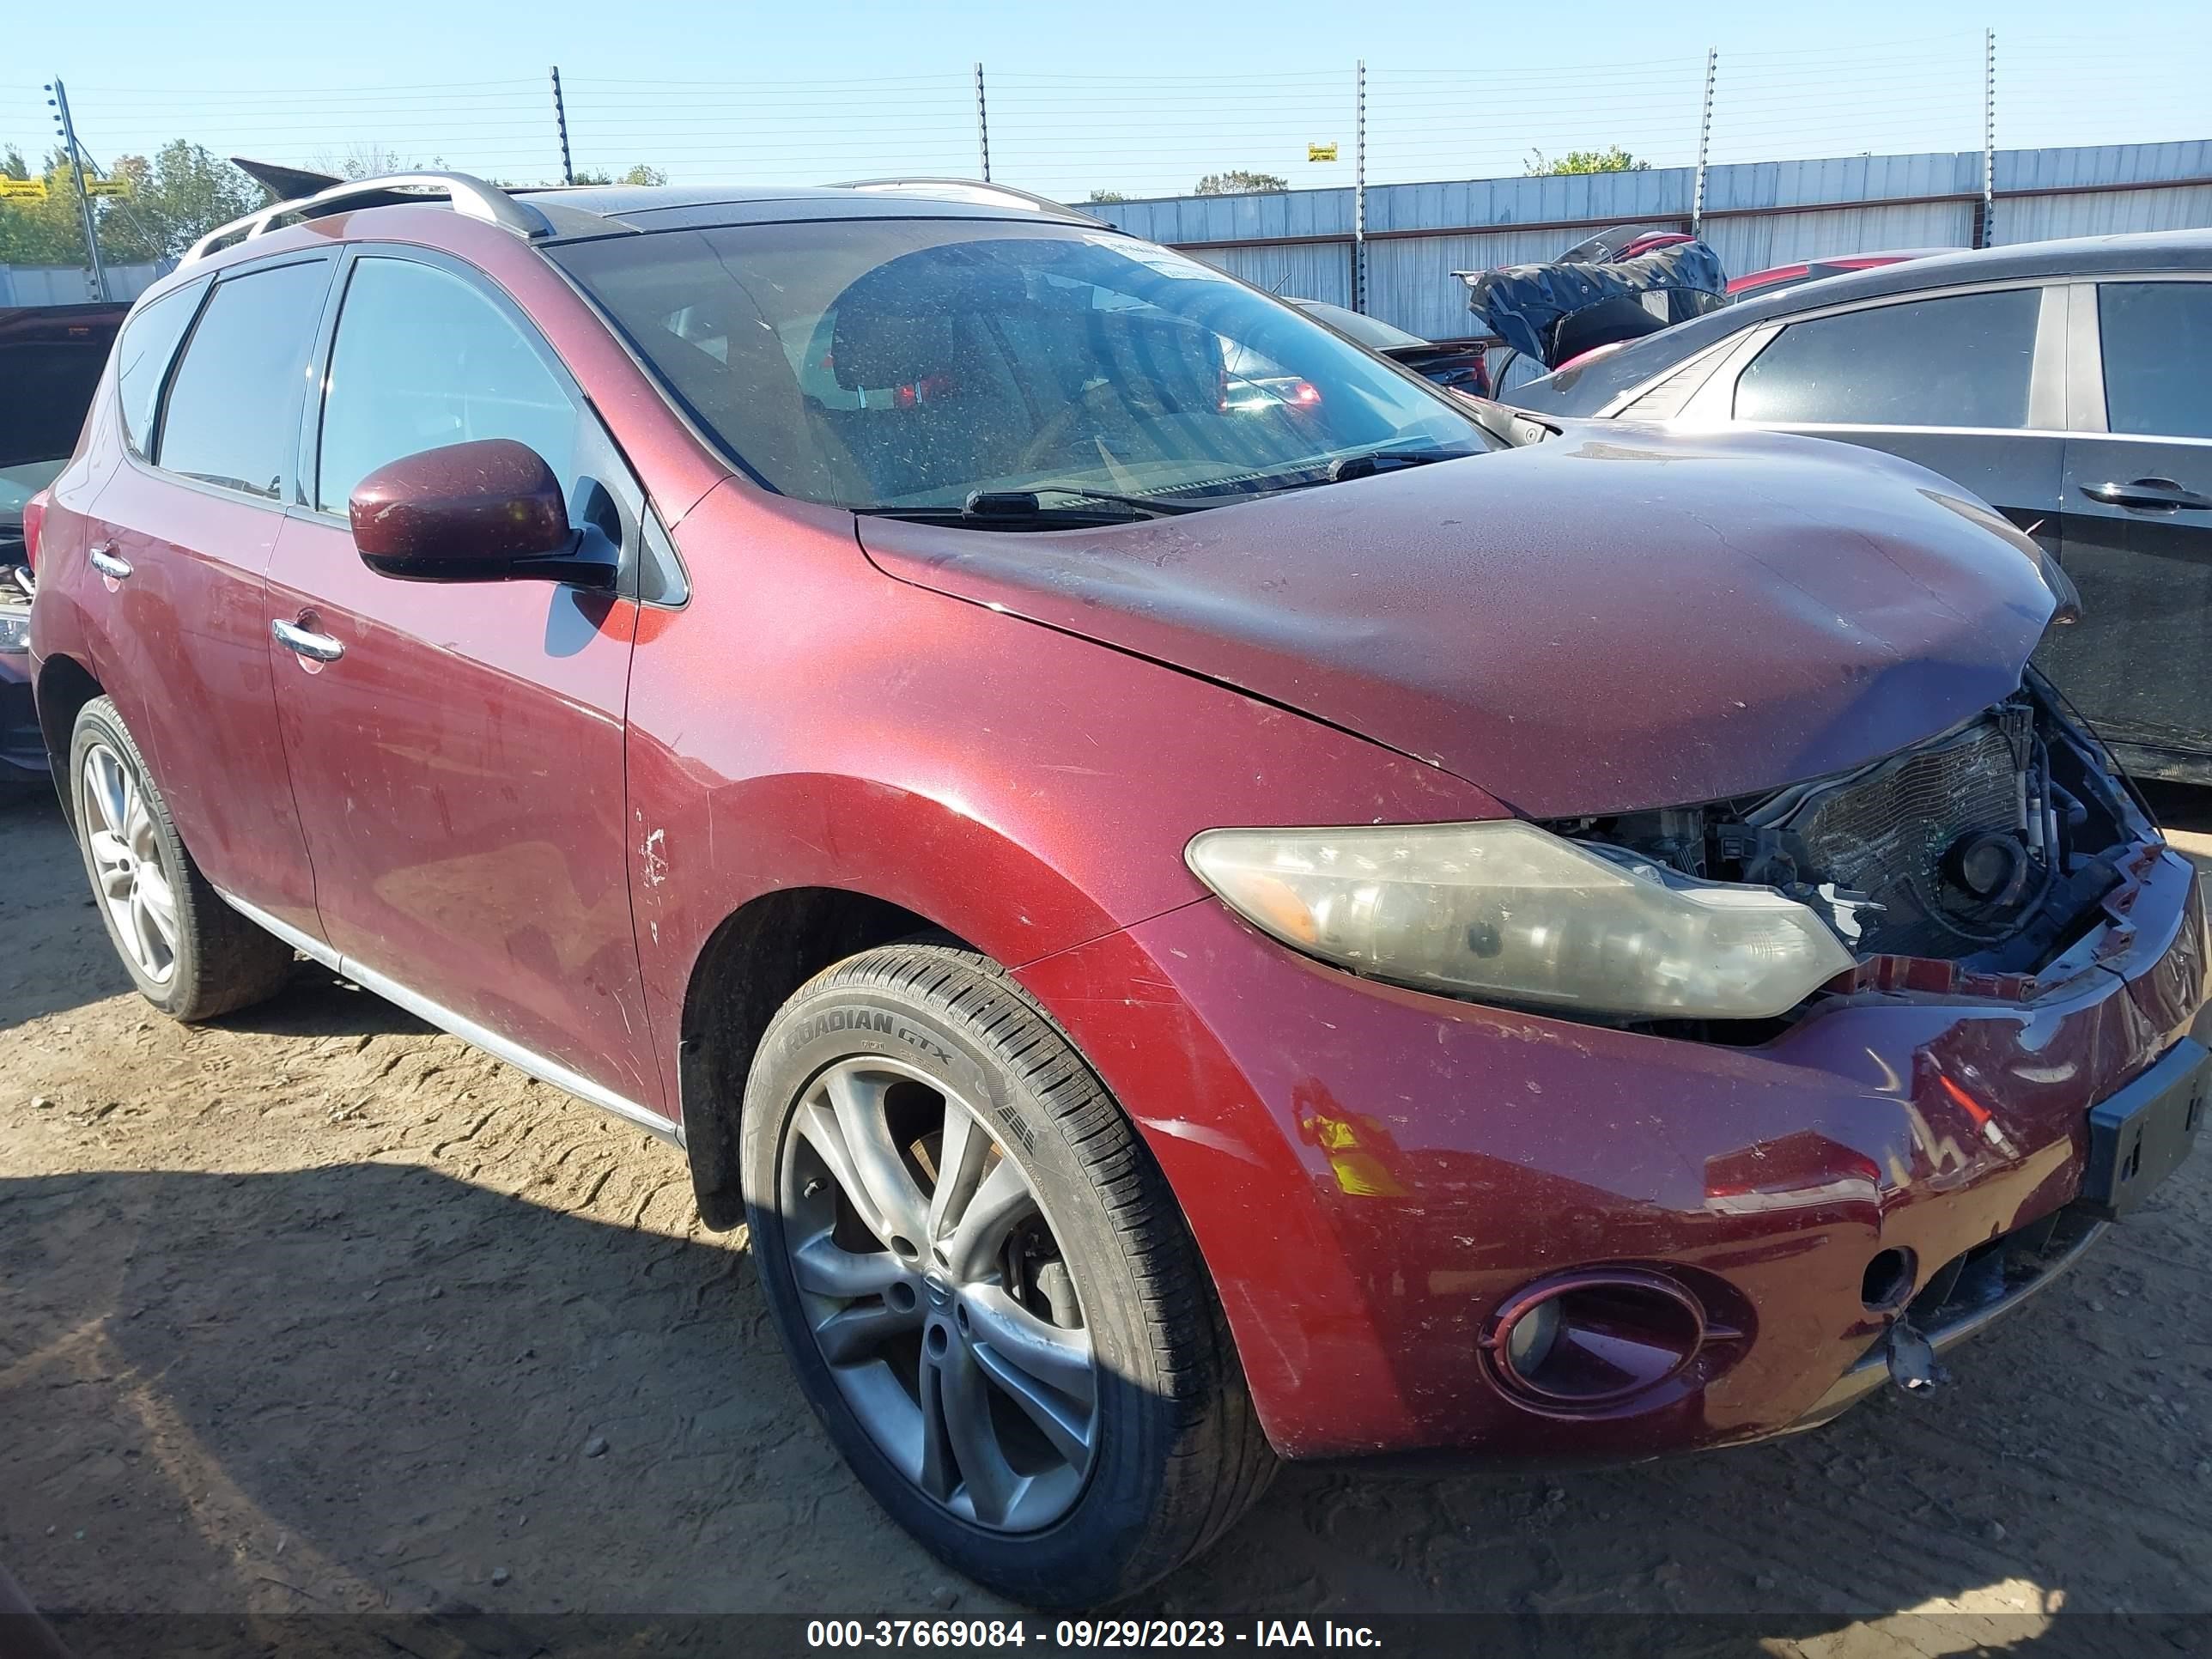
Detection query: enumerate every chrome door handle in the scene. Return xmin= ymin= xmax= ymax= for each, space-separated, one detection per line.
xmin=271 ymin=618 xmax=345 ymax=663
xmin=88 ymin=546 xmax=133 ymax=580
xmin=2080 ymin=477 xmax=2212 ymax=512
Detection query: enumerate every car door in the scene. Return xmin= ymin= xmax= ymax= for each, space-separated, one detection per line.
xmin=2039 ymin=276 xmax=2212 ymax=781
xmin=264 ymin=247 xmax=666 ymax=1122
xmin=1710 ymin=283 xmax=2068 ymax=552
xmin=82 ymin=255 xmax=333 ymax=939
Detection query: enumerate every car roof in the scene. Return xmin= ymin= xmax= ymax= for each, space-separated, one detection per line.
xmin=177 ymin=172 xmax=1115 ymax=272
xmin=514 ymin=181 xmax=1106 ymax=238
xmin=1511 ymin=226 xmax=2212 ymax=415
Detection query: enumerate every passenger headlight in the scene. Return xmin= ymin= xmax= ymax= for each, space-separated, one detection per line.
xmin=1185 ymin=820 xmax=1856 ymax=1020
xmin=0 ymin=603 xmax=28 ymax=653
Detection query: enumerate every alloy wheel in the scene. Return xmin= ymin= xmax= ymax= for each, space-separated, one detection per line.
xmin=82 ymin=741 xmax=178 ymax=984
xmin=779 ymin=1055 xmax=1097 ymax=1532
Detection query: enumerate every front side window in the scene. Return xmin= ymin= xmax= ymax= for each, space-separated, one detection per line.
xmin=2099 ymin=282 xmax=2212 ymax=440
xmin=553 ymin=220 xmax=1487 ymax=514
xmin=156 ymin=261 xmax=330 ymax=500
xmin=317 ymin=258 xmax=580 ymax=514
xmin=1733 ymin=288 xmax=2041 ymax=429
xmin=115 ymin=282 xmax=203 ymax=459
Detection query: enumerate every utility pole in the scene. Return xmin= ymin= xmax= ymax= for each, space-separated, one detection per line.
xmin=974 ymin=62 xmax=991 ymax=182
xmin=1979 ymin=29 xmax=1997 ymax=248
xmin=45 ymin=76 xmax=109 ymax=303
xmin=550 ymin=65 xmax=574 ymax=185
xmin=1692 ymin=48 xmax=1717 ymax=235
xmin=1352 ymin=59 xmax=1367 ymax=313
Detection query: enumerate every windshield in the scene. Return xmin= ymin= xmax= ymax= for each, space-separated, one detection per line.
xmin=553 ymin=219 xmax=1487 ymax=514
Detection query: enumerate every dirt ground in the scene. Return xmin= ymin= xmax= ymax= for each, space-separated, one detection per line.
xmin=5 ymin=781 xmax=2211 ymax=1657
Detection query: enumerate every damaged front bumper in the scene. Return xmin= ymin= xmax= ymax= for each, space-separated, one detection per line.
xmin=1787 ymin=1204 xmax=2109 ymax=1431
xmin=1019 ymin=831 xmax=2209 ymax=1463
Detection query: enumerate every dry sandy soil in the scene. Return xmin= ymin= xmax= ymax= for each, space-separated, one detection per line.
xmin=4 ymin=783 xmax=2211 ymax=1658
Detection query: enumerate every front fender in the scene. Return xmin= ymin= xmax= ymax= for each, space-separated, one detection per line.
xmin=624 ymin=479 xmax=1502 ymax=1127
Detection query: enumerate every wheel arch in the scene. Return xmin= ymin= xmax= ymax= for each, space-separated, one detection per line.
xmin=641 ymin=766 xmax=1203 ymax=1230
xmin=33 ymin=652 xmax=105 ymax=830
xmin=676 ymin=884 xmax=972 ymax=1229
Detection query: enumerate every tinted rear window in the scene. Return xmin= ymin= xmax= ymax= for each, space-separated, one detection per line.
xmin=1733 ymin=289 xmax=2040 ymax=428
xmin=157 ymin=261 xmax=330 ymax=500
xmin=2099 ymin=282 xmax=2212 ymax=440
xmin=115 ymin=283 xmax=203 ymax=459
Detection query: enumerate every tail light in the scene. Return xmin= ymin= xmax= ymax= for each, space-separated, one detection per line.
xmin=22 ymin=489 xmax=49 ymax=571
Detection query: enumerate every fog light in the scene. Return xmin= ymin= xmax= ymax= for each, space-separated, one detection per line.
xmin=1481 ymin=1268 xmax=1709 ymax=1411
xmin=1504 ymin=1297 xmax=1560 ymax=1375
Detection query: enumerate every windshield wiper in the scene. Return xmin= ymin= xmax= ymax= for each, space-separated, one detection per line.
xmin=1325 ymin=447 xmax=1477 ymax=482
xmin=964 ymin=487 xmax=1205 ymax=519
xmin=854 ymin=487 xmax=1209 ymax=529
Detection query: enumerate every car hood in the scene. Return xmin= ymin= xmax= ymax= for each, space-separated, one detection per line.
xmin=854 ymin=425 xmax=2057 ymax=818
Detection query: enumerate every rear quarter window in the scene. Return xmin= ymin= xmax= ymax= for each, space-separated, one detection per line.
xmin=1732 ymin=288 xmax=2041 ymax=428
xmin=115 ymin=283 xmax=204 ymax=459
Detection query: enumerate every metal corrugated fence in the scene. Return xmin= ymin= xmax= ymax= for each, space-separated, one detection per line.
xmin=0 ymin=261 xmax=167 ymax=307
xmin=1095 ymin=140 xmax=2212 ymax=337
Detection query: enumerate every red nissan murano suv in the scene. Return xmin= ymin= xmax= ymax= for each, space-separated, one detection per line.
xmin=25 ymin=173 xmax=2207 ymax=1605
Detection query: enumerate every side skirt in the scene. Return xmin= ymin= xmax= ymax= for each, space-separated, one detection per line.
xmin=216 ymin=890 xmax=684 ymax=1148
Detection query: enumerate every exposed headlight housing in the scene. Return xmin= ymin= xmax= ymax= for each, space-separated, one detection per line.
xmin=0 ymin=601 xmax=28 ymax=654
xmin=1186 ymin=820 xmax=1857 ymax=1020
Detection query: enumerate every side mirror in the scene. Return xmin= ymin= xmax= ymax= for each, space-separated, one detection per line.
xmin=348 ymin=438 xmax=617 ymax=590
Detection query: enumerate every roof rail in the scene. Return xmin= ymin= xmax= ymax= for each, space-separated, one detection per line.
xmin=183 ymin=170 xmax=555 ymax=265
xmin=831 ymin=177 xmax=1092 ymax=218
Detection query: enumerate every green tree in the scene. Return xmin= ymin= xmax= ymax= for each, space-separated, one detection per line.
xmin=0 ymin=149 xmax=97 ymax=265
xmin=99 ymin=143 xmax=271 ymax=261
xmin=570 ymin=163 xmax=668 ymax=185
xmin=1524 ymin=146 xmax=1651 ymax=176
xmin=1194 ymin=170 xmax=1286 ymax=195
xmin=1085 ymin=189 xmax=1126 ymax=204
xmin=2 ymin=141 xmax=277 ymax=268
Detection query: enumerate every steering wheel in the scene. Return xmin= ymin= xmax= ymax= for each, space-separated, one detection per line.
xmin=1016 ymin=380 xmax=1133 ymax=471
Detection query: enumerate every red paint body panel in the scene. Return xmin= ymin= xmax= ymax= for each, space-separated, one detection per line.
xmin=623 ymin=484 xmax=1503 ymax=1033
xmin=855 ymin=431 xmax=2056 ymax=817
xmin=266 ymin=515 xmax=662 ymax=1111
xmin=1018 ymin=850 xmax=2204 ymax=1457
xmin=32 ymin=360 xmax=319 ymax=937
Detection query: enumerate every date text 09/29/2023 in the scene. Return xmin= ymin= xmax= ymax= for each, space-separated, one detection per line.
xmin=805 ymin=1619 xmax=1384 ymax=1649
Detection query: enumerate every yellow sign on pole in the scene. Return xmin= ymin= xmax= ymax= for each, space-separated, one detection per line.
xmin=84 ymin=178 xmax=132 ymax=197
xmin=1307 ymin=143 xmax=1339 ymax=163
xmin=0 ymin=178 xmax=49 ymax=199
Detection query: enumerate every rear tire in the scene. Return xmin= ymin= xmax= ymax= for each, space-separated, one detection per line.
xmin=741 ymin=941 xmax=1275 ymax=1607
xmin=68 ymin=696 xmax=295 ymax=1021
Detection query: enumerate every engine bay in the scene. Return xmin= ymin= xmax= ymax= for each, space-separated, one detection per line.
xmin=1547 ymin=675 xmax=2154 ymax=1014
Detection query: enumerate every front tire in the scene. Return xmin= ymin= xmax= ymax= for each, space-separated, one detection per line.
xmin=68 ymin=696 xmax=295 ymax=1021
xmin=741 ymin=942 xmax=1274 ymax=1606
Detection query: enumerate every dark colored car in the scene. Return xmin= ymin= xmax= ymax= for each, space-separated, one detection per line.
xmin=1508 ymin=229 xmax=2212 ymax=786
xmin=1291 ymin=299 xmax=1492 ymax=396
xmin=2 ymin=302 xmax=127 ymax=789
xmin=27 ymin=173 xmax=2207 ymax=1605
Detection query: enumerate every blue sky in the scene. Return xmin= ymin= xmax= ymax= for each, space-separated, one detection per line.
xmin=4 ymin=1 xmax=2207 ymax=202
